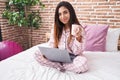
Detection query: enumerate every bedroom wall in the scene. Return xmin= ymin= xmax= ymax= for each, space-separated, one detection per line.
xmin=0 ymin=0 xmax=30 ymax=50
xmin=0 ymin=0 xmax=120 ymax=50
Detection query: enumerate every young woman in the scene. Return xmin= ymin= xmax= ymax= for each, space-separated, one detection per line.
xmin=35 ymin=1 xmax=88 ymax=73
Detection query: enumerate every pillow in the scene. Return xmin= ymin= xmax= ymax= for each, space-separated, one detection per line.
xmin=106 ymin=28 xmax=120 ymax=52
xmin=83 ymin=24 xmax=109 ymax=51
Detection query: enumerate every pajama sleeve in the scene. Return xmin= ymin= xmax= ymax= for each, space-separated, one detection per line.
xmin=69 ymin=28 xmax=85 ymax=55
xmin=47 ymin=29 xmax=54 ymax=48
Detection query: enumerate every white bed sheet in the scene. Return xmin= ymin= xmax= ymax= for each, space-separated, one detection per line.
xmin=0 ymin=43 xmax=120 ymax=80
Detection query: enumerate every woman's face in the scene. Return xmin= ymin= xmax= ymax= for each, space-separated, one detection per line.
xmin=58 ymin=6 xmax=70 ymax=25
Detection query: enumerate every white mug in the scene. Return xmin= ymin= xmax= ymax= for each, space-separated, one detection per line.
xmin=71 ymin=24 xmax=80 ymax=37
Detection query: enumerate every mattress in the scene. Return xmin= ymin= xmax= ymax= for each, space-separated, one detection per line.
xmin=0 ymin=43 xmax=120 ymax=80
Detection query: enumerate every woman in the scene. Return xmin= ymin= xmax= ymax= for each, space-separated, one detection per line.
xmin=35 ymin=1 xmax=88 ymax=73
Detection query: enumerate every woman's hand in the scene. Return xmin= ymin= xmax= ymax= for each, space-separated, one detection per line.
xmin=71 ymin=24 xmax=82 ymax=42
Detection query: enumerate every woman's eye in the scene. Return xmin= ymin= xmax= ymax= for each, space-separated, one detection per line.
xmin=64 ymin=11 xmax=68 ymax=14
xmin=58 ymin=10 xmax=68 ymax=16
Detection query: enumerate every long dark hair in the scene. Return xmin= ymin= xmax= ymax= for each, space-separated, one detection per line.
xmin=54 ymin=1 xmax=80 ymax=48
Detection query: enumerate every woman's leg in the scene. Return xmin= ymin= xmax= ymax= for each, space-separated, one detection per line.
xmin=63 ymin=56 xmax=88 ymax=73
xmin=34 ymin=50 xmax=63 ymax=70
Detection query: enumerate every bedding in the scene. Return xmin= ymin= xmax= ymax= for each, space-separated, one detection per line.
xmin=0 ymin=43 xmax=120 ymax=80
xmin=81 ymin=24 xmax=120 ymax=52
xmin=106 ymin=28 xmax=120 ymax=52
xmin=82 ymin=24 xmax=109 ymax=51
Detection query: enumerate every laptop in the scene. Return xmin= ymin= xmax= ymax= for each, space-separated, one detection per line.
xmin=38 ymin=47 xmax=76 ymax=63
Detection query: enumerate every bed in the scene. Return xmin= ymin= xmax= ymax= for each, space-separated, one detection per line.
xmin=0 ymin=25 xmax=120 ymax=80
xmin=0 ymin=42 xmax=120 ymax=80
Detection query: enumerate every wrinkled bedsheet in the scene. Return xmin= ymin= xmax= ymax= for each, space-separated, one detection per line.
xmin=0 ymin=43 xmax=120 ymax=80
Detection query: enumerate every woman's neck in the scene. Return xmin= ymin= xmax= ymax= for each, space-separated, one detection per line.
xmin=64 ymin=24 xmax=70 ymax=31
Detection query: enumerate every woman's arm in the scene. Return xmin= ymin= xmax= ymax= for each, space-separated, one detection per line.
xmin=68 ymin=28 xmax=85 ymax=55
xmin=47 ymin=29 xmax=55 ymax=48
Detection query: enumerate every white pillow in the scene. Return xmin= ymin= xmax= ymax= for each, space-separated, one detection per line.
xmin=106 ymin=28 xmax=120 ymax=52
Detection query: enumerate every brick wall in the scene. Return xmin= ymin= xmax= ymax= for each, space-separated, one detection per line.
xmin=0 ymin=0 xmax=120 ymax=50
xmin=0 ymin=0 xmax=30 ymax=50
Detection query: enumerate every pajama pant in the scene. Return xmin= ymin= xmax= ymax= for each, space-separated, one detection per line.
xmin=34 ymin=50 xmax=88 ymax=73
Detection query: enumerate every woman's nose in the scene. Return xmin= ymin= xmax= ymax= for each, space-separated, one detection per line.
xmin=61 ymin=14 xmax=65 ymax=19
